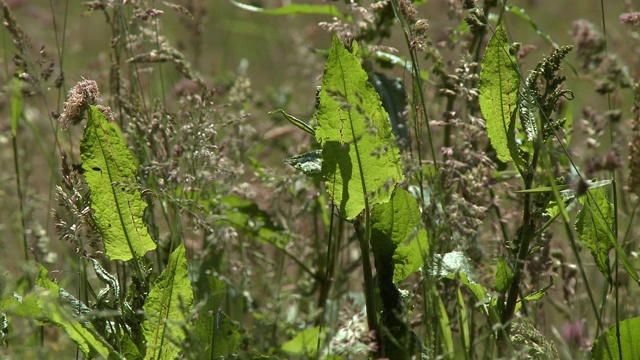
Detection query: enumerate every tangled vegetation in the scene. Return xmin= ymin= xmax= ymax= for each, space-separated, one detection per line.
xmin=1 ymin=0 xmax=640 ymax=359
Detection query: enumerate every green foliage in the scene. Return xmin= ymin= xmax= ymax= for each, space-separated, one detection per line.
xmin=592 ymin=317 xmax=640 ymax=360
xmin=230 ymin=1 xmax=347 ymax=19
xmin=4 ymin=1 xmax=640 ymax=359
xmin=284 ymin=150 xmax=323 ymax=178
xmin=81 ymin=106 xmax=156 ymax=261
xmin=0 ymin=265 xmax=111 ymax=358
xmin=479 ymin=23 xmax=521 ymax=163
xmin=494 ymin=256 xmax=513 ymax=294
xmin=370 ymin=187 xmax=429 ymax=283
xmin=192 ymin=276 xmax=241 ymax=358
xmin=574 ymin=186 xmax=614 ymax=283
xmin=314 ymin=36 xmax=403 ymax=220
xmin=142 ymin=243 xmax=193 ymax=360
xmin=281 ymin=326 xmax=325 ymax=357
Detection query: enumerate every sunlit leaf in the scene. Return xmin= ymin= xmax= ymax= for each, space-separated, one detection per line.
xmin=281 ymin=326 xmax=325 ymax=356
xmin=143 ymin=243 xmax=193 ymax=360
xmin=81 ymin=106 xmax=156 ymax=261
xmin=592 ymin=317 xmax=640 ymax=360
xmin=575 ymin=187 xmax=614 ymax=283
xmin=479 ymin=23 xmax=521 ymax=163
xmin=0 ymin=265 xmax=111 ymax=358
xmin=370 ymin=187 xmax=429 ymax=282
xmin=315 ymin=36 xmax=403 ymax=219
xmin=494 ymin=256 xmax=513 ymax=294
xmin=230 ymin=1 xmax=347 ymax=19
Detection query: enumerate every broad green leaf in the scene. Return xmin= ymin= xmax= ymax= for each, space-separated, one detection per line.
xmin=479 ymin=23 xmax=521 ymax=163
xmin=230 ymin=1 xmax=347 ymax=19
xmin=592 ymin=317 xmax=640 ymax=360
xmin=119 ymin=335 xmax=143 ymax=360
xmin=370 ymin=188 xmax=429 ymax=282
xmin=143 ymin=243 xmax=193 ymax=360
xmin=1 ymin=265 xmax=111 ymax=358
xmin=81 ymin=106 xmax=156 ymax=261
xmin=281 ymin=326 xmax=325 ymax=356
xmin=210 ymin=310 xmax=242 ymax=356
xmin=494 ymin=256 xmax=513 ymax=294
xmin=575 ymin=187 xmax=614 ymax=283
xmin=193 ymin=275 xmax=241 ymax=357
xmin=315 ymin=36 xmax=403 ymax=219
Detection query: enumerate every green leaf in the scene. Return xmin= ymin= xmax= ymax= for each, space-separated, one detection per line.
xmin=479 ymin=23 xmax=521 ymax=163
xmin=192 ymin=275 xmax=241 ymax=357
xmin=284 ymin=150 xmax=323 ymax=177
xmin=370 ymin=188 xmax=429 ymax=282
xmin=269 ymin=109 xmax=315 ymax=136
xmin=1 ymin=265 xmax=111 ymax=358
xmin=81 ymin=106 xmax=156 ymax=261
xmin=494 ymin=256 xmax=513 ymax=294
xmin=369 ymin=72 xmax=409 ymax=149
xmin=143 ymin=243 xmax=193 ymax=360
xmin=230 ymin=1 xmax=347 ymax=19
xmin=315 ymin=36 xmax=403 ymax=219
xmin=574 ymin=187 xmax=614 ymax=283
xmin=281 ymin=326 xmax=325 ymax=356
xmin=523 ymin=277 xmax=553 ymax=302
xmin=592 ymin=317 xmax=640 ymax=360
xmin=433 ymin=251 xmax=488 ymax=304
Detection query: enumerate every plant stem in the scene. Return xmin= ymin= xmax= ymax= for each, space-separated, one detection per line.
xmin=354 ymin=217 xmax=379 ymax=345
xmin=501 ymin=145 xmax=540 ymax=327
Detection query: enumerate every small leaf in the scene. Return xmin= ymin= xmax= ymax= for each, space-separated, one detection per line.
xmin=370 ymin=188 xmax=429 ymax=282
xmin=284 ymin=150 xmax=323 ymax=177
xmin=433 ymin=252 xmax=488 ymax=304
xmin=315 ymin=36 xmax=403 ymax=219
xmin=479 ymin=23 xmax=521 ymax=163
xmin=592 ymin=317 xmax=640 ymax=360
xmin=574 ymin=187 xmax=614 ymax=283
xmin=523 ymin=277 xmax=553 ymax=302
xmin=281 ymin=326 xmax=325 ymax=356
xmin=269 ymin=109 xmax=315 ymax=136
xmin=143 ymin=243 xmax=193 ymax=360
xmin=230 ymin=1 xmax=347 ymax=19
xmin=81 ymin=106 xmax=156 ymax=261
xmin=494 ymin=256 xmax=513 ymax=294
